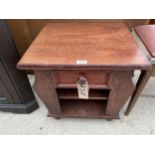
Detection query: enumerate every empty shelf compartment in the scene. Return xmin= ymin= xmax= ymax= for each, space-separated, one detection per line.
xmin=59 ymin=99 xmax=107 ymax=117
xmin=57 ymin=88 xmax=110 ymax=100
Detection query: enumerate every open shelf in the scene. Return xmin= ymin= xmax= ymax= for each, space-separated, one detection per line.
xmin=57 ymin=88 xmax=109 ymax=100
xmin=48 ymin=100 xmax=119 ymax=119
xmin=60 ymin=100 xmax=106 ymax=116
xmin=50 ymin=84 xmax=116 ymax=119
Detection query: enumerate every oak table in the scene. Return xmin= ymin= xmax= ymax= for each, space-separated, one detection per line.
xmin=17 ymin=22 xmax=151 ymax=120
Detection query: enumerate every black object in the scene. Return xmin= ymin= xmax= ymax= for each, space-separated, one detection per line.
xmin=0 ymin=20 xmax=38 ymax=113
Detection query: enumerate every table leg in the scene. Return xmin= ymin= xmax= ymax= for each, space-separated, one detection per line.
xmin=125 ymin=69 xmax=153 ymax=115
xmin=152 ymin=67 xmax=155 ymax=76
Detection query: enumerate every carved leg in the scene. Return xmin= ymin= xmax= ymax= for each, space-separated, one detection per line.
xmin=125 ymin=69 xmax=153 ymax=115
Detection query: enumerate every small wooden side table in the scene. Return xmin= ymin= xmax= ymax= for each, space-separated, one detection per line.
xmin=17 ymin=22 xmax=151 ymax=120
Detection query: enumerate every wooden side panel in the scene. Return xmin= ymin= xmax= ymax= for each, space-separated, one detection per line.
xmin=106 ymin=71 xmax=135 ymax=116
xmin=33 ymin=71 xmax=61 ymax=114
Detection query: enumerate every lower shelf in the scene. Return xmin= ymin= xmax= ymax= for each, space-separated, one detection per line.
xmin=48 ymin=100 xmax=119 ymax=119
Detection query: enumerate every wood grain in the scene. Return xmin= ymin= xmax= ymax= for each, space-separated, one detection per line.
xmin=17 ymin=22 xmax=150 ymax=70
xmin=106 ymin=71 xmax=135 ymax=115
xmin=17 ymin=22 xmax=151 ymax=119
xmin=34 ymin=71 xmax=61 ymax=114
xmin=7 ymin=20 xmax=32 ymax=57
xmin=8 ymin=19 xmax=150 ymax=57
xmin=54 ymin=70 xmax=109 ymax=85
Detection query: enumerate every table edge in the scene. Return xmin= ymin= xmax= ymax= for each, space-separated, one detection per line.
xmin=17 ymin=63 xmax=152 ymax=71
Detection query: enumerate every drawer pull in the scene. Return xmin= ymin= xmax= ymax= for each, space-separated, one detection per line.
xmin=77 ymin=76 xmax=89 ymax=99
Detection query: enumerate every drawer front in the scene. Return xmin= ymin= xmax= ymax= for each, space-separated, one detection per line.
xmin=54 ymin=71 xmax=110 ymax=85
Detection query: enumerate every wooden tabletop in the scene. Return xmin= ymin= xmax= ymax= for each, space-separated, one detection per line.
xmin=17 ymin=22 xmax=151 ymax=70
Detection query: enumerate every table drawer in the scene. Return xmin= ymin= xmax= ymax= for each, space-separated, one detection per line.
xmin=54 ymin=71 xmax=110 ymax=85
